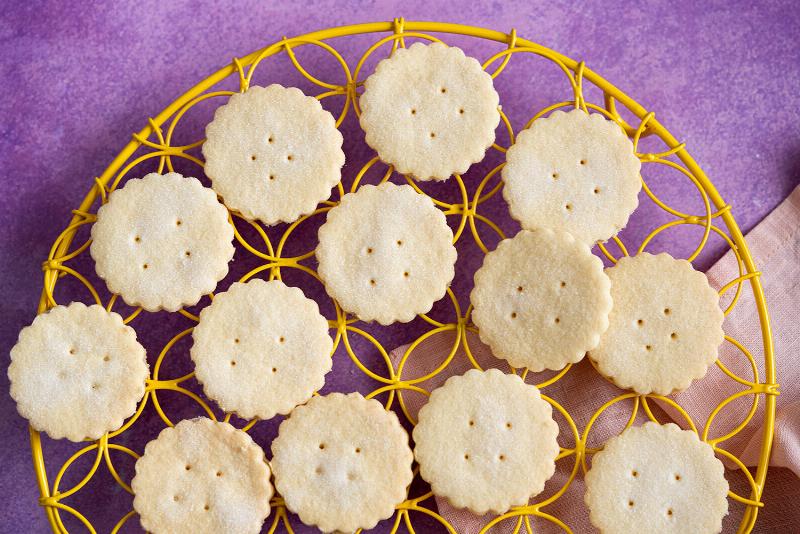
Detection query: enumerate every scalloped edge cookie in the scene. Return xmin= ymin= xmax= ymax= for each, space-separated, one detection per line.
xmin=9 ymin=303 xmax=148 ymax=441
xmin=502 ymin=109 xmax=641 ymax=244
xmin=360 ymin=42 xmax=500 ymax=181
xmin=585 ymin=422 xmax=728 ymax=534
xmin=588 ymin=253 xmax=724 ymax=394
xmin=413 ymin=369 xmax=560 ymax=515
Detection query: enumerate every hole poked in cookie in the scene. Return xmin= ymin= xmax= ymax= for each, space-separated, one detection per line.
xmin=269 ymin=174 xmax=275 ymax=181
xmin=134 ymin=235 xmax=141 ymax=243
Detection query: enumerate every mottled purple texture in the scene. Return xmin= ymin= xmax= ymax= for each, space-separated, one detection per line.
xmin=1 ymin=1 xmax=798 ymax=532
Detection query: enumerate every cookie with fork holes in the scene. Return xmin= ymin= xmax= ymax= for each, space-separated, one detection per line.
xmin=584 ymin=422 xmax=728 ymax=534
xmin=132 ymin=417 xmax=273 ymax=534
xmin=191 ymin=279 xmax=332 ymax=420
xmin=502 ymin=109 xmax=642 ymax=244
xmin=471 ymin=228 xmax=612 ymax=372
xmin=316 ymin=182 xmax=457 ymax=325
xmin=413 ymin=369 xmax=560 ymax=515
xmin=360 ymin=42 xmax=500 ymax=181
xmin=90 ymin=172 xmax=234 ymax=312
xmin=588 ymin=253 xmax=725 ymax=395
xmin=9 ymin=302 xmax=148 ymax=441
xmin=271 ymin=392 xmax=414 ymax=533
xmin=203 ymin=84 xmax=345 ymax=225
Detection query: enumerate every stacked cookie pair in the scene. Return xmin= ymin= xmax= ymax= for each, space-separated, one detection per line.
xmin=7 ymin=40 xmax=733 ymax=534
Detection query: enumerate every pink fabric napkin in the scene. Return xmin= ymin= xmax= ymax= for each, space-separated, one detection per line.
xmin=389 ymin=185 xmax=800 ymax=533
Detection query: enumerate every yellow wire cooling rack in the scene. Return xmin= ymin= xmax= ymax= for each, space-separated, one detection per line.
xmin=31 ymin=19 xmax=777 ymax=534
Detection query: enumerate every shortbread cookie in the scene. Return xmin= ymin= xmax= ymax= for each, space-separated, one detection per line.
xmin=271 ymin=393 xmax=413 ymax=533
xmin=503 ymin=109 xmax=641 ymax=244
xmin=8 ymin=303 xmax=148 ymax=441
xmin=588 ymin=253 xmax=724 ymax=394
xmin=132 ymin=418 xmax=273 ymax=534
xmin=203 ymin=85 xmax=345 ymax=224
xmin=585 ymin=422 xmax=728 ymax=534
xmin=360 ymin=42 xmax=500 ymax=181
xmin=413 ymin=369 xmax=559 ymax=515
xmin=91 ymin=172 xmax=234 ymax=312
xmin=471 ymin=229 xmax=611 ymax=371
xmin=316 ymin=183 xmax=457 ymax=324
xmin=191 ymin=279 xmax=332 ymax=420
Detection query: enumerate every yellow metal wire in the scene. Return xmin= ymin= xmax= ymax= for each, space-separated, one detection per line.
xmin=29 ymin=20 xmax=777 ymax=533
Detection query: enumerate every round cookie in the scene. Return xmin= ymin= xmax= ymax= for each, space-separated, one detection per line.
xmin=91 ymin=172 xmax=234 ymax=312
xmin=203 ymin=84 xmax=345 ymax=225
xmin=502 ymin=109 xmax=642 ymax=244
xmin=585 ymin=422 xmax=728 ymax=534
xmin=413 ymin=369 xmax=560 ymax=515
xmin=588 ymin=253 xmax=724 ymax=394
xmin=271 ymin=393 xmax=413 ymax=533
xmin=360 ymin=42 xmax=500 ymax=181
xmin=8 ymin=303 xmax=148 ymax=441
xmin=191 ymin=279 xmax=332 ymax=420
xmin=316 ymin=183 xmax=457 ymax=324
xmin=470 ymin=229 xmax=611 ymax=372
xmin=132 ymin=418 xmax=273 ymax=534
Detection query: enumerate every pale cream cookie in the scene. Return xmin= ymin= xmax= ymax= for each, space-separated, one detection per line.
xmin=502 ymin=109 xmax=642 ymax=244
xmin=203 ymin=84 xmax=345 ymax=224
xmin=471 ymin=228 xmax=612 ymax=371
xmin=588 ymin=253 xmax=725 ymax=394
xmin=191 ymin=279 xmax=332 ymax=420
xmin=132 ymin=418 xmax=273 ymax=534
xmin=90 ymin=172 xmax=234 ymax=312
xmin=8 ymin=303 xmax=148 ymax=441
xmin=585 ymin=422 xmax=728 ymax=534
xmin=271 ymin=392 xmax=413 ymax=533
xmin=360 ymin=42 xmax=500 ymax=181
xmin=316 ymin=182 xmax=457 ymax=324
xmin=413 ymin=369 xmax=560 ymax=515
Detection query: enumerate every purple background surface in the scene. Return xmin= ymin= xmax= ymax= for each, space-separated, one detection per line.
xmin=1 ymin=1 xmax=799 ymax=532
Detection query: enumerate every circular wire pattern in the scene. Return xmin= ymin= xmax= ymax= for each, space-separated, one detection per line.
xmin=30 ymin=20 xmax=777 ymax=534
